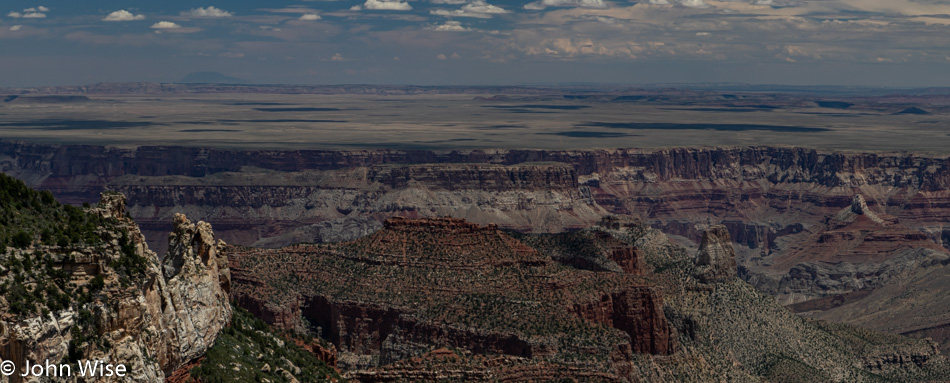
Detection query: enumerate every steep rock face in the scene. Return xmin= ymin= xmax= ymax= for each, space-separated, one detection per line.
xmin=694 ymin=225 xmax=737 ymax=283
xmin=0 ymin=193 xmax=231 ymax=382
xmin=149 ymin=213 xmax=232 ymax=372
xmin=571 ymin=288 xmax=673 ymax=355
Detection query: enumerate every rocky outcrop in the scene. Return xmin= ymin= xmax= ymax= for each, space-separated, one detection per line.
xmin=837 ymin=194 xmax=888 ymax=225
xmin=571 ymin=288 xmax=674 ymax=355
xmin=694 ymin=225 xmax=737 ymax=283
xmin=150 ymin=213 xmax=232 ymax=372
xmin=0 ymin=193 xmax=231 ymax=382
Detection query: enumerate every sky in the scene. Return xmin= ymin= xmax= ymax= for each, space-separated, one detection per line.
xmin=2 ymin=1 xmax=950 ymax=87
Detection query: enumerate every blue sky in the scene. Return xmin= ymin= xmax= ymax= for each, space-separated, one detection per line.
xmin=2 ymin=1 xmax=950 ymax=87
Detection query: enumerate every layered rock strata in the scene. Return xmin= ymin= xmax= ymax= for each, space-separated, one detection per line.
xmin=5 ymin=141 xmax=950 ymax=348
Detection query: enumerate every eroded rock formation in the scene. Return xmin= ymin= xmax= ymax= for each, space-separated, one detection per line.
xmin=694 ymin=225 xmax=738 ymax=283
xmin=0 ymin=193 xmax=231 ymax=382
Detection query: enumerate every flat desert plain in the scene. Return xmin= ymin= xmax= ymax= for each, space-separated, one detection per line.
xmin=0 ymin=93 xmax=947 ymax=152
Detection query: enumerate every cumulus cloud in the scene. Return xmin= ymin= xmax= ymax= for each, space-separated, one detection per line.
xmin=299 ymin=13 xmax=322 ymax=20
xmin=354 ymin=0 xmax=413 ymax=11
xmin=679 ymin=0 xmax=711 ymax=8
xmin=103 ymin=10 xmax=145 ymax=22
xmin=9 ymin=25 xmax=21 ymax=31
xmin=521 ymin=37 xmax=644 ymax=59
xmin=646 ymin=0 xmax=671 ymax=4
xmin=437 ymin=53 xmax=447 ymax=60
xmin=151 ymin=21 xmax=181 ymax=29
xmin=181 ymin=6 xmax=233 ymax=18
xmin=7 ymin=5 xmax=50 ymax=18
xmin=432 ymin=0 xmax=510 ymax=18
xmin=429 ymin=20 xmax=471 ymax=31
xmin=331 ymin=53 xmax=344 ymax=61
xmin=523 ymin=0 xmax=606 ymax=10
xmin=430 ymin=0 xmax=467 ymax=4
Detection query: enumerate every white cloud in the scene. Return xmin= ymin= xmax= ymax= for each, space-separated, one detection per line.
xmin=9 ymin=25 xmax=21 ymax=31
xmin=8 ymin=11 xmax=46 ymax=19
xmin=436 ymin=52 xmax=463 ymax=60
xmin=7 ymin=6 xmax=49 ymax=18
xmin=523 ymin=0 xmax=607 ymax=10
xmin=181 ymin=6 xmax=233 ymax=18
xmin=430 ymin=0 xmax=467 ymax=3
xmin=151 ymin=21 xmax=181 ymax=29
xmin=360 ymin=0 xmax=413 ymax=11
xmin=429 ymin=20 xmax=471 ymax=31
xmin=679 ymin=0 xmax=711 ymax=8
xmin=299 ymin=13 xmax=322 ymax=20
xmin=103 ymin=10 xmax=145 ymax=22
xmin=331 ymin=53 xmax=344 ymax=61
xmin=432 ymin=1 xmax=510 ymax=18
xmin=647 ymin=0 xmax=671 ymax=4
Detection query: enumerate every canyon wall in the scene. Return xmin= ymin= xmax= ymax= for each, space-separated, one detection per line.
xmin=4 ymin=140 xmax=950 ymax=351
xmin=4 ymin=141 xmax=950 ymax=250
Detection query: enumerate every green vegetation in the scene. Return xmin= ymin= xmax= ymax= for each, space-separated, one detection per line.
xmin=0 ymin=173 xmax=108 ymax=249
xmin=190 ymin=306 xmax=343 ymax=383
xmin=109 ymin=230 xmax=148 ymax=284
xmin=0 ymin=173 xmax=143 ymax=320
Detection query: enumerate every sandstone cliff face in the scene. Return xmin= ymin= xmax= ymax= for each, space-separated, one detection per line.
xmin=0 ymin=193 xmax=230 ymax=382
xmin=693 ymin=225 xmax=738 ymax=283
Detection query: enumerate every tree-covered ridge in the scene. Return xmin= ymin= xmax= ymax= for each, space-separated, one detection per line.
xmin=189 ymin=306 xmax=343 ymax=383
xmin=0 ymin=173 xmax=147 ymax=320
xmin=0 ymin=172 xmax=108 ymax=249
